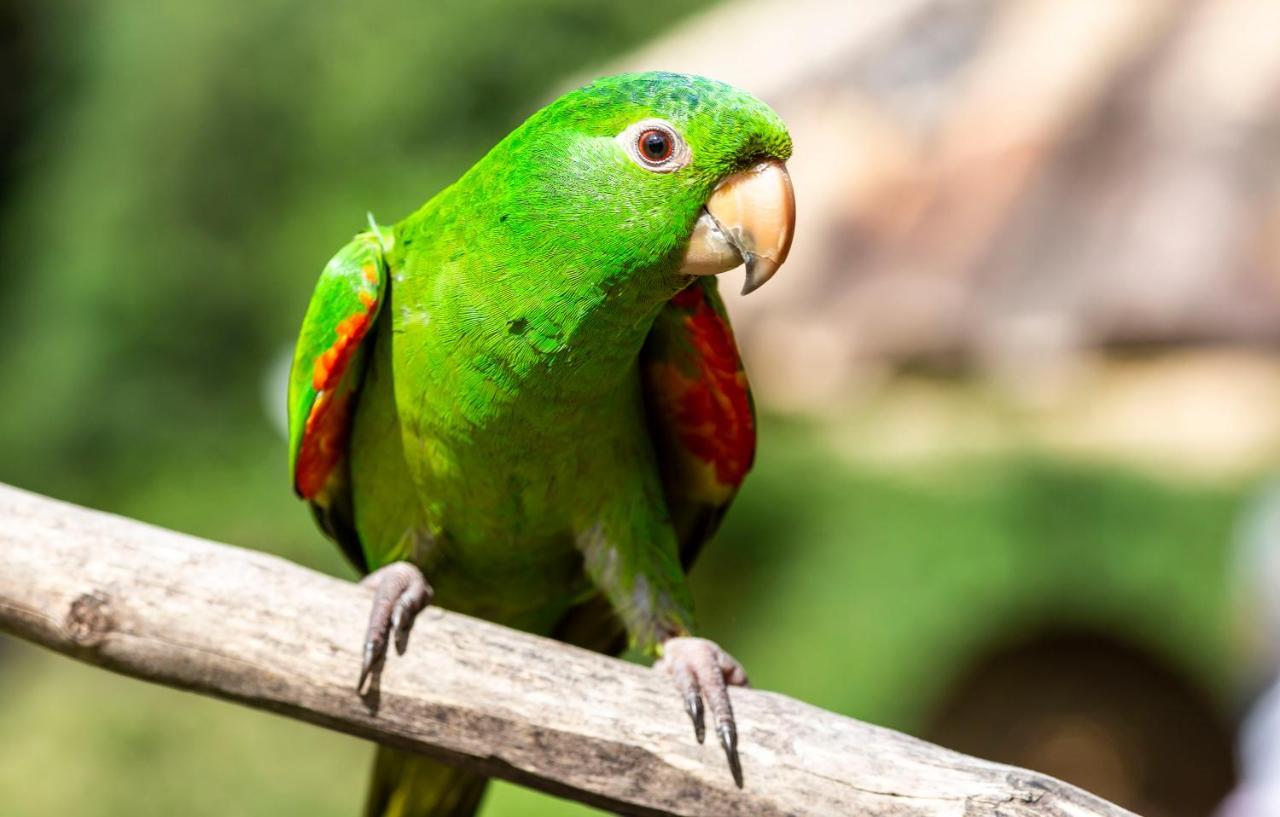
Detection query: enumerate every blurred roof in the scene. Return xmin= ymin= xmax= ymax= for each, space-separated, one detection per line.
xmin=589 ymin=0 xmax=1280 ymax=406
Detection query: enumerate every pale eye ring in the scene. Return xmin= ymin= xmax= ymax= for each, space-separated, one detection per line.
xmin=617 ymin=119 xmax=690 ymax=172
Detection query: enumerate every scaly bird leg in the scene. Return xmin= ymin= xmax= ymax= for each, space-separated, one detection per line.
xmin=357 ymin=561 xmax=433 ymax=695
xmin=656 ymin=636 xmax=750 ymax=787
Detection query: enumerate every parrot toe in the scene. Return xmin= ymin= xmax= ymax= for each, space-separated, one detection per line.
xmin=655 ymin=636 xmax=749 ymax=788
xmin=357 ymin=562 xmax=433 ymax=695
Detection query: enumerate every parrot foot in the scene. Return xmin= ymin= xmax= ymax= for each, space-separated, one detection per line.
xmin=357 ymin=562 xmax=433 ymax=695
xmin=656 ymin=636 xmax=749 ymax=788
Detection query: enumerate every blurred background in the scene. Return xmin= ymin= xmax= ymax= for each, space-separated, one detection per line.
xmin=2 ymin=0 xmax=1278 ymax=815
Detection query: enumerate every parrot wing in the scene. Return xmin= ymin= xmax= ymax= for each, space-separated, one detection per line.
xmin=287 ymin=225 xmax=390 ymax=571
xmin=640 ymin=276 xmax=756 ymax=569
xmin=552 ymin=277 xmax=756 ymax=653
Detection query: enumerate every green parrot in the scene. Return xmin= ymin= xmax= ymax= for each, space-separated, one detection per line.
xmin=287 ymin=72 xmax=795 ymax=817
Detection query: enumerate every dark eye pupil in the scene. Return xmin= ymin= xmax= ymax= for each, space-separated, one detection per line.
xmin=641 ymin=131 xmax=670 ymax=161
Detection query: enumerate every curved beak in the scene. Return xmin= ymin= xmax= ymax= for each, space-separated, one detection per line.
xmin=679 ymin=160 xmax=795 ymax=295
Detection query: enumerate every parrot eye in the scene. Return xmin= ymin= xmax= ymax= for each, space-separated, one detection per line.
xmin=638 ymin=129 xmax=673 ymax=163
xmin=617 ymin=119 xmax=690 ymax=173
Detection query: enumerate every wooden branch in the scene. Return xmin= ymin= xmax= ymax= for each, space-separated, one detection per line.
xmin=0 ymin=482 xmax=1133 ymax=817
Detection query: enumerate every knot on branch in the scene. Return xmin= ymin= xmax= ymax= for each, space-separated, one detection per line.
xmin=65 ymin=591 xmax=114 ymax=646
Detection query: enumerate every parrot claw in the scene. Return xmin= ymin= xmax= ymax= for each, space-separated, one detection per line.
xmin=357 ymin=562 xmax=432 ymax=695
xmin=718 ymin=720 xmax=741 ymax=786
xmin=656 ymin=636 xmax=749 ymax=788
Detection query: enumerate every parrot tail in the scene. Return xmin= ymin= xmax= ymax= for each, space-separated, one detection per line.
xmin=364 ymin=747 xmax=489 ymax=817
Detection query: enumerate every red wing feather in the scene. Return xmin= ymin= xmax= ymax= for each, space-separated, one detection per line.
xmin=288 ymin=234 xmax=387 ymax=502
xmin=642 ymin=278 xmax=756 ymax=566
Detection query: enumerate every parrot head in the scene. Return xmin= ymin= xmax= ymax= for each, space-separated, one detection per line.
xmin=481 ymin=72 xmax=795 ymax=300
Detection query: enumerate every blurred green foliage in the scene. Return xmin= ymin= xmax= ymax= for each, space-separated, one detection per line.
xmin=0 ymin=1 xmax=1245 ymax=815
